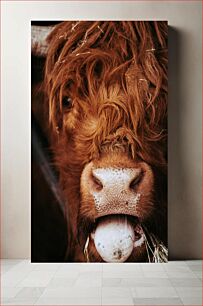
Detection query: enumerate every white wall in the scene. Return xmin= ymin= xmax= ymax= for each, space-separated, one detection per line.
xmin=1 ymin=1 xmax=202 ymax=259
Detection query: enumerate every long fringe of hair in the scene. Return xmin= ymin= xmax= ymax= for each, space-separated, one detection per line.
xmin=45 ymin=21 xmax=168 ymax=168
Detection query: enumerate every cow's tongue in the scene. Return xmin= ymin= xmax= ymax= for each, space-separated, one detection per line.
xmin=91 ymin=215 xmax=135 ymax=263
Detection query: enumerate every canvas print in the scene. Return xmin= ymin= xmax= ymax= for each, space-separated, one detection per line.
xmin=31 ymin=21 xmax=168 ymax=263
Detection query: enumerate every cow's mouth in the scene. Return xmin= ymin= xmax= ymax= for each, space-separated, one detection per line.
xmin=84 ymin=214 xmax=145 ymax=263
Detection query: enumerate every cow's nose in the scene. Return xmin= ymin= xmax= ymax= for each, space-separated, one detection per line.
xmin=89 ymin=167 xmax=142 ymax=217
xmin=90 ymin=171 xmax=104 ymax=191
xmin=91 ymin=167 xmax=142 ymax=192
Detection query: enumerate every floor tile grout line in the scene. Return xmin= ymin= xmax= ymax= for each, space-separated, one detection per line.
xmin=2 ymin=260 xmax=29 ymax=278
xmin=165 ymin=269 xmax=202 ymax=305
xmin=169 ymin=279 xmax=185 ymax=304
xmin=2 ymin=260 xmax=51 ymax=305
xmin=33 ymin=263 xmax=60 ymax=305
xmin=164 ymin=266 xmax=196 ymax=301
xmin=165 ymin=265 xmax=200 ymax=278
xmin=3 ymin=260 xmax=36 ymax=291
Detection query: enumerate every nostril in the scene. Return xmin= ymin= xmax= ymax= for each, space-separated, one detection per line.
xmin=91 ymin=173 xmax=103 ymax=191
xmin=129 ymin=171 xmax=143 ymax=190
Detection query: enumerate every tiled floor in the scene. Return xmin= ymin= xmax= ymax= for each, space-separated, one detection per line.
xmin=1 ymin=260 xmax=202 ymax=305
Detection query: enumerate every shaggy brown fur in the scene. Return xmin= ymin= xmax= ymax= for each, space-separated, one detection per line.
xmin=44 ymin=21 xmax=168 ymax=262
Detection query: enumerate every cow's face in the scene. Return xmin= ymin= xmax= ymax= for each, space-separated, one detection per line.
xmin=61 ymin=86 xmax=156 ymax=262
xmin=45 ymin=21 xmax=167 ymax=262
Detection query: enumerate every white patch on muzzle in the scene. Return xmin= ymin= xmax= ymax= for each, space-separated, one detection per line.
xmin=92 ymin=167 xmax=141 ymax=218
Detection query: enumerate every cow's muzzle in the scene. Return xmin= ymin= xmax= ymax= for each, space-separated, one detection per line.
xmin=80 ymin=158 xmax=154 ymax=262
xmin=89 ymin=166 xmax=142 ymax=218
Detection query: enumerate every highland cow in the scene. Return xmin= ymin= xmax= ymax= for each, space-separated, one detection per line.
xmin=32 ymin=21 xmax=168 ymax=262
